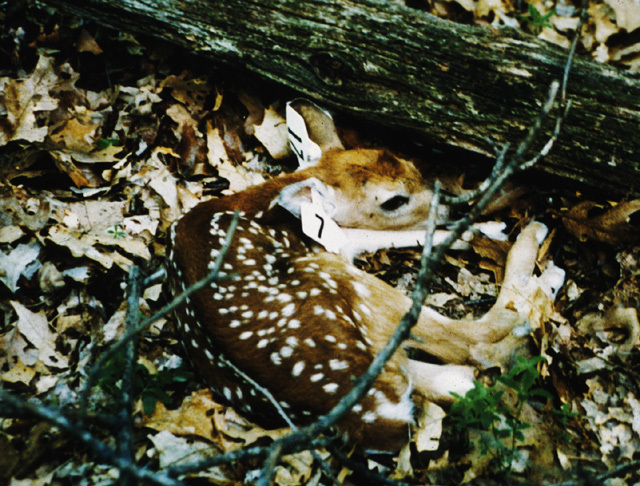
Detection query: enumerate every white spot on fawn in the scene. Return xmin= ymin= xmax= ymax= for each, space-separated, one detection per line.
xmin=292 ymin=361 xmax=305 ymax=377
xmin=282 ymin=303 xmax=296 ymax=317
xmin=352 ymin=281 xmax=371 ymax=298
xmin=288 ymin=319 xmax=301 ymax=329
xmin=323 ymin=383 xmax=339 ymax=394
xmin=329 ymin=359 xmax=349 ymax=371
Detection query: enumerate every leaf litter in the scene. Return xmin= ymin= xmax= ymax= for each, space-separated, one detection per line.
xmin=1 ymin=2 xmax=640 ymax=485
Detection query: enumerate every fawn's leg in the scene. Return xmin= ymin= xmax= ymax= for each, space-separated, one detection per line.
xmin=407 ymin=222 xmax=562 ymax=367
xmin=342 ymin=222 xmax=558 ymax=366
xmin=406 ymin=360 xmax=475 ymax=404
xmin=314 ymin=222 xmax=560 ymax=370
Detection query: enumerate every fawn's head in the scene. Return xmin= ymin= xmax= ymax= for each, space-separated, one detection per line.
xmin=278 ymin=101 xmax=442 ymax=231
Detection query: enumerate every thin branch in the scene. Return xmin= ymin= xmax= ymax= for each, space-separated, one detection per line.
xmin=166 ymin=437 xmax=334 ymax=477
xmin=561 ymin=0 xmax=590 ymax=104
xmin=257 ymin=443 xmax=284 ymax=486
xmin=328 ymin=445 xmax=432 ymax=486
xmin=118 ymin=265 xmax=141 ymax=486
xmin=78 ymin=211 xmax=241 ymax=416
xmin=0 ymin=388 xmax=181 ymax=486
xmin=219 ymin=351 xmax=342 ymax=486
xmin=442 ymin=142 xmax=510 ymax=205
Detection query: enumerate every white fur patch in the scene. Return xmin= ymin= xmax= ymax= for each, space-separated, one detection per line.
xmin=373 ymin=386 xmax=414 ymax=424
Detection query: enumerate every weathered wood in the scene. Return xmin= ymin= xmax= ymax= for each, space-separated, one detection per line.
xmin=42 ymin=0 xmax=640 ymax=195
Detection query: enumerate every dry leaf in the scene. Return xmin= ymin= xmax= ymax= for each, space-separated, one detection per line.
xmin=47 ymin=200 xmax=151 ymax=268
xmin=49 ymin=117 xmax=99 ymax=152
xmin=0 ymin=226 xmax=24 ymax=244
xmin=1 ymin=359 xmax=36 ymax=385
xmin=76 ymin=29 xmax=103 ymax=54
xmin=148 ymin=430 xmax=219 ymax=468
xmin=253 ymin=105 xmax=291 ymax=159
xmin=10 ymin=301 xmax=68 ymax=369
xmin=604 ymin=0 xmax=640 ymax=32
xmin=471 ymin=234 xmax=509 ymax=281
xmin=562 ymin=199 xmax=640 ymax=245
xmin=142 ymin=389 xmax=219 ymax=441
xmin=415 ymin=401 xmax=446 ymax=452
xmin=577 ymin=307 xmax=640 ymax=354
xmin=51 ymin=151 xmax=104 ymax=188
xmin=207 ymin=121 xmax=264 ymax=193
xmin=0 ymin=185 xmax=51 ymax=231
xmin=0 ymin=241 xmax=42 ymax=293
xmin=590 ymin=2 xmax=621 ymax=43
xmin=0 ymin=56 xmax=58 ymax=145
xmin=160 ymin=73 xmax=211 ymax=119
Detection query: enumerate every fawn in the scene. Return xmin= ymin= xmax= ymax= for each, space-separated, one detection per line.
xmin=167 ymin=101 xmax=564 ymax=452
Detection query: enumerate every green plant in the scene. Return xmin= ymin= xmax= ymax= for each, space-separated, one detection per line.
xmin=107 ymin=224 xmax=125 ymax=239
xmin=449 ymin=355 xmax=552 ymax=478
xmin=95 ymin=137 xmax=122 ymax=151
xmin=518 ymin=3 xmax=556 ymax=31
xmin=95 ymin=351 xmax=195 ymax=415
xmin=553 ymin=402 xmax=578 ymax=443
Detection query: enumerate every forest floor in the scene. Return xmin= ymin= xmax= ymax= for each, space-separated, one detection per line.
xmin=1 ymin=0 xmax=640 ymax=485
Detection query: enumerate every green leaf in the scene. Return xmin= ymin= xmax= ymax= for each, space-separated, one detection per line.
xmin=95 ymin=137 xmax=121 ymax=151
xmin=142 ymin=394 xmax=158 ymax=415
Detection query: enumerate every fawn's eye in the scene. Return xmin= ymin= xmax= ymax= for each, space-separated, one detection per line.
xmin=380 ymin=195 xmax=410 ymax=212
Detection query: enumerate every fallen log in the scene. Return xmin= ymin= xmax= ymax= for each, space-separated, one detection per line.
xmin=42 ymin=0 xmax=640 ymax=196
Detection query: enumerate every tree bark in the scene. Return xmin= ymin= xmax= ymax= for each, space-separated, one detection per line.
xmin=42 ymin=0 xmax=640 ymax=196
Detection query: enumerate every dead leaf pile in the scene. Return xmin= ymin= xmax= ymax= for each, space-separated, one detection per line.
xmin=418 ymin=0 xmax=640 ymax=71
xmin=1 ymin=4 xmax=640 ymax=486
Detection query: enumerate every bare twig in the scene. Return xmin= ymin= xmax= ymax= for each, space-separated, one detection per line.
xmin=166 ymin=437 xmax=333 ymax=477
xmin=257 ymin=443 xmax=284 ymax=486
xmin=118 ymin=266 xmax=141 ymax=486
xmin=0 ymin=388 xmax=181 ymax=486
xmin=222 ymin=359 xmax=342 ymax=486
xmin=547 ymin=459 xmax=640 ymax=486
xmin=328 ymin=445 xmax=431 ymax=486
xmin=78 ymin=211 xmax=241 ymax=416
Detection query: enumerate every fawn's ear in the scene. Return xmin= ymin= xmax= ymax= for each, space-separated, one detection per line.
xmin=276 ymin=177 xmax=337 ymax=218
xmin=287 ymin=99 xmax=344 ymax=169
